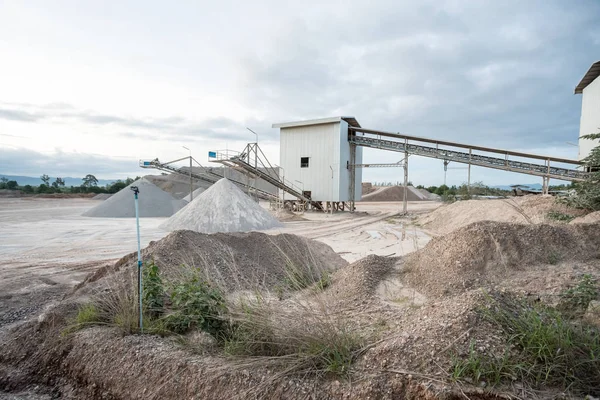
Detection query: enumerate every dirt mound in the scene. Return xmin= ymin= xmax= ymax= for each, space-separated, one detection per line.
xmin=272 ymin=208 xmax=306 ymax=222
xmin=82 ymin=178 xmax=185 ymax=218
xmin=418 ymin=195 xmax=585 ymax=235
xmin=361 ymin=182 xmax=376 ymax=195
xmin=84 ymin=230 xmax=347 ymax=293
xmin=360 ymin=186 xmax=428 ymax=202
xmin=160 ymin=178 xmax=282 ymax=233
xmin=571 ymin=210 xmax=600 ymax=224
xmin=417 ymin=188 xmax=440 ymax=200
xmin=402 ymin=221 xmax=600 ymax=297
xmin=328 ymin=255 xmax=396 ymax=300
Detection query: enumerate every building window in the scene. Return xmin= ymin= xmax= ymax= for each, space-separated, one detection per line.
xmin=300 ymin=157 xmax=309 ymax=168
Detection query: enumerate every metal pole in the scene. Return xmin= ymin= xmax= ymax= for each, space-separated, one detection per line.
xmin=330 ymin=165 xmax=334 ymax=215
xmin=183 ymin=146 xmax=192 ymax=201
xmin=468 ymin=149 xmax=472 ymax=193
xmin=131 ymin=185 xmax=143 ymax=333
xmin=403 ymin=151 xmax=408 ymax=215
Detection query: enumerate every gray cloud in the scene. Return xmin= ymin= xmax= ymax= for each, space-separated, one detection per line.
xmin=237 ymin=0 xmax=600 ymax=151
xmin=0 ymin=108 xmax=42 ymax=122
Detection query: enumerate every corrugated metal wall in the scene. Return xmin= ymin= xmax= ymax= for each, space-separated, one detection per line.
xmin=579 ymin=77 xmax=600 ymax=160
xmin=279 ymin=121 xmax=361 ymax=202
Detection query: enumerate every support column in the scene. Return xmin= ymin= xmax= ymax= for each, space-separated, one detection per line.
xmin=349 ymin=143 xmax=357 ymax=212
xmin=468 ymin=149 xmax=472 ymax=193
xmin=403 ymin=150 xmax=408 ymax=215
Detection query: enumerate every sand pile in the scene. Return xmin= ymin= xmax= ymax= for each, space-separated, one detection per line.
xmin=82 ymin=178 xmax=185 ymax=218
xmin=160 ymin=178 xmax=282 ymax=233
xmin=360 ymin=185 xmax=428 ymax=202
xmin=402 ymin=221 xmax=600 ymax=297
xmin=361 ymin=182 xmax=376 ymax=196
xmin=84 ymin=230 xmax=347 ymax=292
xmin=417 ymin=188 xmax=440 ymax=200
xmin=272 ymin=208 xmax=306 ymax=222
xmin=145 ymin=174 xmax=210 ymax=200
xmin=183 ymin=187 xmax=206 ymax=202
xmin=418 ymin=196 xmax=584 ymax=235
xmin=92 ymin=193 xmax=112 ymax=200
xmin=570 ymin=210 xmax=600 ymax=224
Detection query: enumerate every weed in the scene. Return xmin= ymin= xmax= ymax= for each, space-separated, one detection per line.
xmin=557 ymin=274 xmax=598 ymax=318
xmin=143 ymin=260 xmax=165 ymax=318
xmin=547 ymin=250 xmax=561 ymax=265
xmin=224 ymin=296 xmax=367 ymax=378
xmin=314 ymin=271 xmax=331 ymax=291
xmin=75 ymin=303 xmax=100 ymax=325
xmin=547 ymin=211 xmax=576 ymax=223
xmin=162 ymin=275 xmax=228 ymax=337
xmin=452 ymin=292 xmax=600 ymax=395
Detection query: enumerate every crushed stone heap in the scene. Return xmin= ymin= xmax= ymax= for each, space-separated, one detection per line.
xmin=82 ymin=178 xmax=186 ymax=218
xmin=183 ymin=186 xmax=206 ymax=202
xmin=160 ymin=178 xmax=283 ymax=233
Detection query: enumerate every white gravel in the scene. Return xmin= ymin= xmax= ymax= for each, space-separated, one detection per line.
xmin=183 ymin=187 xmax=206 ymax=202
xmin=159 ymin=178 xmax=283 ymax=233
xmin=82 ymin=178 xmax=185 ymax=218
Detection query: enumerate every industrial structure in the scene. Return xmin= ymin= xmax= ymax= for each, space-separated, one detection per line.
xmin=140 ymin=64 xmax=599 ymax=212
xmin=575 ymin=60 xmax=600 ymax=163
xmin=273 ymin=117 xmax=363 ymax=207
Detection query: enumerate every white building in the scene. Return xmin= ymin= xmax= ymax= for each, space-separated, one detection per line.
xmin=272 ymin=116 xmax=363 ymax=202
xmin=575 ymin=61 xmax=600 ymax=162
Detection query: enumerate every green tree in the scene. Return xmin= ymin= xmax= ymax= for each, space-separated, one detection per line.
xmin=564 ymin=133 xmax=600 ymax=210
xmin=40 ymin=174 xmax=50 ymax=185
xmin=6 ymin=180 xmax=18 ymax=190
xmin=52 ymin=177 xmax=65 ymax=189
xmin=82 ymin=174 xmax=98 ymax=187
xmin=22 ymin=185 xmax=34 ymax=193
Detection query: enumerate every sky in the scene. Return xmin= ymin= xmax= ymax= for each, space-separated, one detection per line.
xmin=1 ymin=0 xmax=599 ymax=187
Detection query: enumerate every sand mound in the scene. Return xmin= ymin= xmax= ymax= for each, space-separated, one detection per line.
xmin=92 ymin=193 xmax=112 ymax=200
xmin=417 ymin=188 xmax=440 ymax=200
xmin=418 ymin=196 xmax=583 ymax=235
xmin=570 ymin=211 xmax=600 ymax=224
xmin=183 ymin=187 xmax=206 ymax=202
xmin=328 ymin=255 xmax=396 ymax=300
xmin=82 ymin=178 xmax=185 ymax=218
xmin=160 ymin=178 xmax=283 ymax=233
xmin=145 ymin=174 xmax=210 ymax=200
xmin=272 ymin=208 xmax=306 ymax=222
xmin=360 ymin=186 xmax=428 ymax=202
xmin=402 ymin=221 xmax=600 ymax=297
xmin=83 ymin=231 xmax=347 ymax=292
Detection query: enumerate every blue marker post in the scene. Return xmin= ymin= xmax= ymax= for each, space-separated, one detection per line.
xmin=130 ymin=185 xmax=143 ymax=333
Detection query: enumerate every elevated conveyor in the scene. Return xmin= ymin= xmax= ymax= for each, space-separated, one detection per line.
xmin=139 ymin=157 xmax=276 ymax=200
xmin=209 ymin=143 xmax=312 ymax=203
xmin=349 ymin=128 xmax=589 ymax=182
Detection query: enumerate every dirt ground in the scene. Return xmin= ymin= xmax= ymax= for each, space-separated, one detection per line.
xmin=0 ymin=197 xmax=438 ymax=331
xmin=0 ymin=197 xmax=439 ymax=398
xmin=3 ymin=195 xmax=598 ymax=399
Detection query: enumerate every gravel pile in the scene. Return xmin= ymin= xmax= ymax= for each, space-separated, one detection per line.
xmin=402 ymin=221 xmax=600 ymax=297
xmin=82 ymin=178 xmax=185 ymax=218
xmin=92 ymin=193 xmax=112 ymax=200
xmin=360 ymin=185 xmax=429 ymax=202
xmin=183 ymin=187 xmax=206 ymax=202
xmin=160 ymin=178 xmax=283 ymax=233
xmin=86 ymin=230 xmax=347 ymax=292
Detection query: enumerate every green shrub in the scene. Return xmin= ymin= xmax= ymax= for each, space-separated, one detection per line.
xmin=162 ymin=276 xmax=228 ymax=337
xmin=557 ymin=274 xmax=598 ymax=318
xmin=452 ymin=293 xmax=600 ymax=395
xmin=547 ymin=211 xmax=576 ymax=222
xmin=142 ymin=261 xmax=164 ymax=318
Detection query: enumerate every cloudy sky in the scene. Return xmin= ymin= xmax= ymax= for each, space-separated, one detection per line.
xmin=1 ymin=0 xmax=599 ymax=186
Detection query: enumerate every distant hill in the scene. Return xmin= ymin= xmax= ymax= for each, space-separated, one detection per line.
xmin=0 ymin=175 xmax=117 ymax=187
xmin=493 ymin=183 xmax=543 ymax=191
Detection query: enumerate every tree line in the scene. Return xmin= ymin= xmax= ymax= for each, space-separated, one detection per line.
xmin=0 ymin=174 xmax=140 ymax=194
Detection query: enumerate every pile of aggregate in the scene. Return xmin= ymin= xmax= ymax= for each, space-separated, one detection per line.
xmin=360 ymin=186 xmax=429 ymax=202
xmin=82 ymin=178 xmax=185 ymax=218
xmin=160 ymin=178 xmax=282 ymax=233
